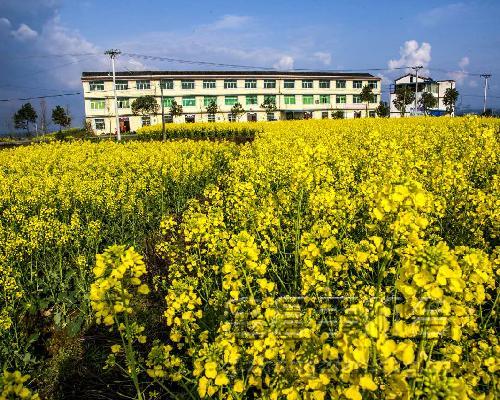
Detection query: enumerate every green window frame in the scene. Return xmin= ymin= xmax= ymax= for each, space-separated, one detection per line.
xmin=89 ymin=80 xmax=104 ymax=91
xmin=264 ymin=95 xmax=276 ymax=104
xmin=136 ymin=80 xmax=151 ymax=90
xmin=284 ymin=80 xmax=295 ymax=88
xmin=204 ymin=96 xmax=217 ymax=107
xmin=302 ymin=95 xmax=314 ymax=105
xmin=163 ymin=97 xmax=174 ymax=107
xmin=264 ymin=79 xmax=276 ymax=88
xmin=336 ymin=95 xmax=346 ymax=104
xmin=370 ymin=95 xmax=378 ymax=104
xmin=90 ymin=99 xmax=105 ymax=110
xmin=181 ymin=80 xmax=195 ymax=90
xmin=117 ymin=98 xmax=129 ymax=108
xmin=246 ymin=95 xmax=258 ymax=105
xmin=245 ymin=79 xmax=257 ymax=89
xmin=302 ymin=80 xmax=313 ymax=89
xmin=319 ymin=80 xmax=330 ymax=88
xmin=160 ymin=79 xmax=173 ymax=89
xmin=225 ymin=96 xmax=238 ymax=106
xmin=353 ymin=95 xmax=362 ymax=104
xmin=284 ymin=95 xmax=296 ymax=105
xmin=182 ymin=96 xmax=196 ymax=107
xmin=336 ymin=80 xmax=346 ymax=89
xmin=320 ymin=95 xmax=330 ymax=104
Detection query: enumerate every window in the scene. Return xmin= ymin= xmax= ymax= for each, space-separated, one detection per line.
xmin=336 ymin=95 xmax=346 ymax=104
xmin=204 ymin=96 xmax=217 ymax=107
xmin=353 ymin=80 xmax=363 ymax=89
xmin=89 ymin=81 xmax=104 ymax=91
xmin=117 ymin=98 xmax=129 ymax=108
xmin=136 ymin=80 xmax=150 ymax=90
xmin=303 ymin=95 xmax=314 ymax=105
xmin=319 ymin=80 xmax=330 ymax=88
xmin=245 ymin=79 xmax=257 ymax=89
xmin=185 ymin=115 xmax=195 ymax=123
xmin=203 ymin=80 xmax=216 ymax=89
xmin=266 ymin=113 xmax=275 ymax=121
xmin=304 ymin=111 xmax=312 ymax=119
xmin=284 ymin=95 xmax=296 ymax=105
xmin=115 ymin=80 xmax=128 ymax=90
xmin=160 ymin=79 xmax=173 ymax=89
xmin=181 ymin=80 xmax=195 ymax=90
xmin=247 ymin=113 xmax=257 ymax=122
xmin=163 ymin=97 xmax=174 ymax=107
xmin=228 ymin=113 xmax=236 ymax=122
xmin=322 ymin=111 xmax=329 ymax=119
xmin=163 ymin=114 xmax=173 ymax=123
xmin=264 ymin=95 xmax=276 ymax=104
xmin=370 ymin=95 xmax=378 ymax=104
xmin=225 ymin=96 xmax=238 ymax=106
xmin=369 ymin=111 xmax=376 ymax=118
xmin=94 ymin=118 xmax=105 ymax=130
xmin=141 ymin=116 xmax=151 ymax=126
xmin=336 ymin=80 xmax=346 ymax=89
xmin=284 ymin=80 xmax=295 ymax=89
xmin=353 ymin=95 xmax=362 ymax=103
xmin=246 ymin=95 xmax=258 ymax=105
xmin=182 ymin=96 xmax=196 ymax=107
xmin=264 ymin=79 xmax=276 ymax=89
xmin=224 ymin=79 xmax=237 ymax=89
xmin=368 ymin=81 xmax=378 ymax=89
xmin=320 ymin=95 xmax=330 ymax=104
xmin=207 ymin=114 xmax=216 ymax=122
xmin=302 ymin=80 xmax=313 ymax=89
xmin=90 ymin=99 xmax=105 ymax=110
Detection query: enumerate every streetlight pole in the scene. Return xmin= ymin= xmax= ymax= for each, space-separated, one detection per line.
xmin=161 ymin=84 xmax=166 ymax=142
xmin=105 ymin=49 xmax=121 ymax=141
xmin=480 ymin=74 xmax=491 ymax=114
xmin=411 ymin=65 xmax=423 ymax=116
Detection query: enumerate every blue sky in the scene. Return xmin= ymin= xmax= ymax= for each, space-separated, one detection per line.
xmin=0 ymin=0 xmax=499 ymax=132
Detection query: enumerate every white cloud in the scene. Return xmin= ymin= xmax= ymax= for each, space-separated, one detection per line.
xmin=11 ymin=23 xmax=38 ymax=41
xmin=205 ymin=15 xmax=251 ymax=30
xmin=313 ymin=51 xmax=331 ymax=65
xmin=417 ymin=2 xmax=467 ymax=27
xmin=388 ymin=40 xmax=431 ymax=73
xmin=0 ymin=17 xmax=11 ymax=29
xmin=273 ymin=55 xmax=294 ymax=70
xmin=458 ymin=56 xmax=469 ymax=69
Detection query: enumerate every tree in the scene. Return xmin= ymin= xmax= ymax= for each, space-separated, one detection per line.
xmin=360 ymin=85 xmax=374 ymax=117
xmin=230 ymin=102 xmax=245 ymax=121
xmin=481 ymin=108 xmax=493 ymax=117
xmin=375 ymin=101 xmax=390 ymax=117
xmin=418 ymin=92 xmax=438 ymax=115
xmin=392 ymin=86 xmax=415 ymax=117
xmin=169 ymin=100 xmax=183 ymax=120
xmin=443 ymin=88 xmax=459 ymax=115
xmin=51 ymin=105 xmax=71 ymax=131
xmin=13 ymin=103 xmax=37 ymax=136
xmin=261 ymin=96 xmax=277 ymax=114
xmin=331 ymin=110 xmax=345 ymax=119
xmin=131 ymin=95 xmax=159 ymax=120
xmin=206 ymin=100 xmax=218 ymax=121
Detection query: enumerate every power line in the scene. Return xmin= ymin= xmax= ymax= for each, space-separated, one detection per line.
xmin=0 ymin=92 xmax=82 ymax=102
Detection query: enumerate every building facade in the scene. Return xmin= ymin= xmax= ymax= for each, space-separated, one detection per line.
xmin=389 ymin=73 xmax=455 ymax=117
xmin=81 ymin=70 xmax=382 ymax=133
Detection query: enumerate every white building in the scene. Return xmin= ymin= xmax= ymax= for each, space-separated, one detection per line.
xmin=81 ymin=70 xmax=381 ymax=134
xmin=389 ymin=73 xmax=455 ymax=117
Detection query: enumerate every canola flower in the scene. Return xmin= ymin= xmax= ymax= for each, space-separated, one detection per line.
xmin=0 ymin=370 xmax=39 ymax=400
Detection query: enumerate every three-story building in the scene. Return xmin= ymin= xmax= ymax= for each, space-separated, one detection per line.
xmin=81 ymin=70 xmax=381 ymax=133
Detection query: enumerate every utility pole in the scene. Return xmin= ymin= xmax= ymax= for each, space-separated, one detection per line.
xmin=480 ymin=74 xmax=491 ymax=114
xmin=411 ymin=65 xmax=423 ymax=116
xmin=160 ymin=84 xmax=166 ymax=142
xmin=105 ymin=49 xmax=122 ymax=141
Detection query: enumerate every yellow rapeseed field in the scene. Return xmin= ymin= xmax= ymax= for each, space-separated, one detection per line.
xmin=1 ymin=117 xmax=499 ymax=399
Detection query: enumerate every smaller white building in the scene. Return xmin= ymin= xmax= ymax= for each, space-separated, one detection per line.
xmin=389 ymin=73 xmax=455 ymax=117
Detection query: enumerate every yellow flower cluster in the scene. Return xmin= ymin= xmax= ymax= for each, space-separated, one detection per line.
xmin=0 ymin=370 xmax=39 ymax=400
xmin=146 ymin=117 xmax=499 ymax=399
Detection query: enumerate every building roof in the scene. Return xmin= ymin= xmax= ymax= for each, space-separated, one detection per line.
xmin=81 ymin=70 xmax=379 ymax=79
xmin=394 ymin=73 xmax=433 ymax=82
